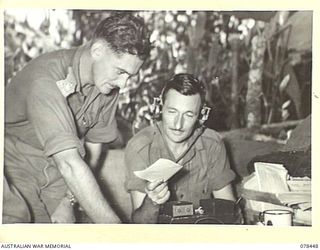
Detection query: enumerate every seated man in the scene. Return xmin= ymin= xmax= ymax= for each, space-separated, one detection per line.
xmin=125 ymin=73 xmax=236 ymax=223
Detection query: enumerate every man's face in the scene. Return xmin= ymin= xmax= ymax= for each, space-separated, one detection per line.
xmin=162 ymin=89 xmax=201 ymax=144
xmin=91 ymin=42 xmax=144 ymax=95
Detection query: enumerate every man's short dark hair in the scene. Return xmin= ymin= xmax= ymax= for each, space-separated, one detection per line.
xmin=162 ymin=73 xmax=206 ymax=107
xmin=92 ymin=12 xmax=151 ymax=60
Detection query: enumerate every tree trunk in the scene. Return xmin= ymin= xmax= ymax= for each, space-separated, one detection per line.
xmin=229 ymin=34 xmax=240 ymax=129
xmin=246 ymin=34 xmax=266 ymax=128
xmin=186 ymin=12 xmax=206 ymax=75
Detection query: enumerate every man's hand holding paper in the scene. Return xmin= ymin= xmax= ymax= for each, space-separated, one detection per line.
xmin=134 ymin=158 xmax=183 ymax=205
xmin=145 ymin=180 xmax=170 ymax=205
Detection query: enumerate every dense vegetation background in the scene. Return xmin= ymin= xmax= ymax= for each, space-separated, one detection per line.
xmin=4 ymin=10 xmax=312 ymax=140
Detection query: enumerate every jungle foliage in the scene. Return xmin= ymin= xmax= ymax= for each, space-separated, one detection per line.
xmin=4 ymin=10 xmax=312 ymax=134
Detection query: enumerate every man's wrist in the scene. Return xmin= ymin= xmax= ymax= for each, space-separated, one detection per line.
xmin=66 ymin=192 xmax=77 ymax=207
xmin=144 ymin=195 xmax=161 ymax=208
xmin=132 ymin=196 xmax=160 ymax=224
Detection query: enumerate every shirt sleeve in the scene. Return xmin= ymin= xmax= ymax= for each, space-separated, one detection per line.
xmin=124 ymin=140 xmax=148 ymax=193
xmin=85 ymin=93 xmax=119 ymax=144
xmin=207 ymin=139 xmax=235 ymax=191
xmin=27 ymin=78 xmax=85 ymax=157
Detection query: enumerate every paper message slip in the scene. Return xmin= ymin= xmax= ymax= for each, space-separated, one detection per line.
xmin=134 ymin=158 xmax=183 ymax=182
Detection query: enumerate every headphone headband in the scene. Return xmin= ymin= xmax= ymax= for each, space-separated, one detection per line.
xmin=150 ymin=73 xmax=211 ymax=124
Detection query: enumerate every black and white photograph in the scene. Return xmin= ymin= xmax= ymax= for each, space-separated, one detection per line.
xmin=2 ymin=8 xmax=313 ymax=231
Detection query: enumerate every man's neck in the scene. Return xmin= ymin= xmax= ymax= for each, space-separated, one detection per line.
xmin=156 ymin=122 xmax=191 ymax=161
xmin=165 ymin=137 xmax=189 ymax=160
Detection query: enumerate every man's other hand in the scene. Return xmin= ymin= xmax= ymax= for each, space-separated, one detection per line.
xmin=145 ymin=180 xmax=170 ymax=205
xmin=50 ymin=197 xmax=76 ymax=223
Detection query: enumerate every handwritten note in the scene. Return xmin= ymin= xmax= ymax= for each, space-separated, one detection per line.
xmin=134 ymin=158 xmax=183 ymax=182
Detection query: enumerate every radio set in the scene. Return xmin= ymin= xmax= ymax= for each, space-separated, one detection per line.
xmin=158 ymin=199 xmax=242 ymax=224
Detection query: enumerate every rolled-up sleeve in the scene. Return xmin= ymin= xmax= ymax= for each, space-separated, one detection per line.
xmin=208 ymin=139 xmax=235 ymax=191
xmin=27 ymin=78 xmax=85 ymax=157
xmin=124 ymin=141 xmax=148 ymax=193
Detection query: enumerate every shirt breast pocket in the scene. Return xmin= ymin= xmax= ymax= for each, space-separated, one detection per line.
xmin=189 ymin=160 xmax=211 ymax=200
xmin=77 ymin=112 xmax=97 ymax=138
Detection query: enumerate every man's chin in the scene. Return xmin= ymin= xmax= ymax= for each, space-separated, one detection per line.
xmin=101 ymin=88 xmax=112 ymax=95
xmin=168 ymin=133 xmax=187 ymax=143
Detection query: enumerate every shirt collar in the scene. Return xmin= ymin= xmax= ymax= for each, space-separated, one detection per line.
xmin=71 ymin=44 xmax=90 ymax=94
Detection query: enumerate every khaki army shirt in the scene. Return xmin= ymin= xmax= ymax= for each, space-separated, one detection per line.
xmin=5 ymin=45 xmax=119 ymax=159
xmin=5 ymin=45 xmax=119 ymax=187
xmin=125 ymin=122 xmax=236 ymax=207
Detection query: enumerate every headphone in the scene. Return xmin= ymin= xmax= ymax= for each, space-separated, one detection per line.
xmin=150 ymin=93 xmax=211 ymax=125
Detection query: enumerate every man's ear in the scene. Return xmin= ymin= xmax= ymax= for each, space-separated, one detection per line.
xmin=90 ymin=40 xmax=105 ymax=60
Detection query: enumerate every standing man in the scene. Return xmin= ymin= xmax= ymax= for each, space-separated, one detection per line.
xmin=3 ymin=12 xmax=151 ymax=223
xmin=125 ymin=74 xmax=236 ymax=223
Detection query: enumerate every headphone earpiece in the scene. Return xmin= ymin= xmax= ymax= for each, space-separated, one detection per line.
xmin=198 ymin=106 xmax=211 ymax=125
xmin=151 ymin=96 xmax=163 ymax=120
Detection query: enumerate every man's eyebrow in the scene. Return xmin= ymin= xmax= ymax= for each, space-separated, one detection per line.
xmin=166 ymin=106 xmax=177 ymax=110
xmin=167 ymin=106 xmax=195 ymax=114
xmin=116 ymin=67 xmax=135 ymax=76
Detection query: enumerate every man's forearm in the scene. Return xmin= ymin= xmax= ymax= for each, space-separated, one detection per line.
xmin=213 ymin=184 xmax=236 ymax=201
xmin=64 ymin=161 xmax=120 ymax=223
xmin=84 ymin=142 xmax=103 ymax=172
xmin=54 ymin=150 xmax=120 ymax=223
xmin=132 ymin=196 xmax=160 ymax=224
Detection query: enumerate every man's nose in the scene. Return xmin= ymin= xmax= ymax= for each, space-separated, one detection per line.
xmin=174 ymin=114 xmax=184 ymax=130
xmin=118 ymin=75 xmax=129 ymax=89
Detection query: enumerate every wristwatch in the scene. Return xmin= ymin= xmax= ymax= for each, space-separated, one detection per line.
xmin=66 ymin=192 xmax=77 ymax=207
